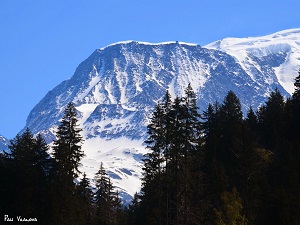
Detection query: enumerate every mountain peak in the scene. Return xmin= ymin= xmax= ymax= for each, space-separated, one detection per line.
xmin=23 ymin=29 xmax=300 ymax=202
xmin=99 ymin=40 xmax=200 ymax=51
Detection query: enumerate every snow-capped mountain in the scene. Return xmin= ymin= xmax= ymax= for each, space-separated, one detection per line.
xmin=205 ymin=28 xmax=300 ymax=94
xmin=23 ymin=29 xmax=300 ymax=202
xmin=0 ymin=134 xmax=9 ymax=152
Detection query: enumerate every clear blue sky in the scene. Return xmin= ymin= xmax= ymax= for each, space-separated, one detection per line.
xmin=1 ymin=0 xmax=300 ymax=139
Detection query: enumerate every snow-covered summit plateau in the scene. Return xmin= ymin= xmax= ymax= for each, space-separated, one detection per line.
xmin=23 ymin=29 xmax=300 ymax=202
xmin=205 ymin=28 xmax=300 ymax=94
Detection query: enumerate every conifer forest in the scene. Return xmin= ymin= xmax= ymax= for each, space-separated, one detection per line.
xmin=1 ymin=71 xmax=300 ymax=225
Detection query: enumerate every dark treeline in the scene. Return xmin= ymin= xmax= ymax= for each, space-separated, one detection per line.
xmin=128 ymin=72 xmax=300 ymax=225
xmin=0 ymin=103 xmax=125 ymax=225
xmin=1 ymin=72 xmax=300 ymax=224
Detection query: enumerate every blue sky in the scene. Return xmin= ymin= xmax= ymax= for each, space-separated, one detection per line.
xmin=1 ymin=0 xmax=300 ymax=139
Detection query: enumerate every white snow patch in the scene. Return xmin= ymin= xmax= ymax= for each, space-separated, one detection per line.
xmin=76 ymin=104 xmax=99 ymax=126
xmin=80 ymin=137 xmax=146 ymax=197
xmin=74 ymin=73 xmax=101 ymax=103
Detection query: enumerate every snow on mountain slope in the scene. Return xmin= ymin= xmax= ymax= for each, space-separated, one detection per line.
xmin=23 ymin=30 xmax=299 ymax=202
xmin=0 ymin=134 xmax=9 ymax=152
xmin=80 ymin=137 xmax=145 ymax=203
xmin=205 ymin=28 xmax=300 ymax=94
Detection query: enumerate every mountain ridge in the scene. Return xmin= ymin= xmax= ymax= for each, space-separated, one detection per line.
xmin=21 ymin=28 xmax=300 ymax=202
xmin=205 ymin=28 xmax=300 ymax=94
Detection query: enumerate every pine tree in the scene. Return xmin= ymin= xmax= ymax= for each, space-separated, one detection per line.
xmin=292 ymin=69 xmax=300 ymax=100
xmin=34 ymin=133 xmax=52 ymax=177
xmin=32 ymin=133 xmax=52 ymax=223
xmin=221 ymin=91 xmax=244 ymax=175
xmin=5 ymin=128 xmax=52 ymax=223
xmin=182 ymin=83 xmax=201 ymax=151
xmin=254 ymin=87 xmax=300 ymax=224
xmin=7 ymin=129 xmax=36 ymax=217
xmin=143 ymin=103 xmax=165 ymax=184
xmin=52 ymin=102 xmax=84 ymax=180
xmin=9 ymin=128 xmax=36 ymax=162
xmin=286 ymin=69 xmax=300 ymax=224
xmin=273 ymin=73 xmax=300 ymax=224
xmin=142 ymin=90 xmax=175 ymax=225
xmin=51 ymin=102 xmax=84 ymax=225
xmin=202 ymin=102 xmax=222 ymax=150
xmin=142 ymin=102 xmax=166 ymax=225
xmin=76 ymin=173 xmax=94 ymax=225
xmin=257 ymin=88 xmax=285 ymax=152
xmin=291 ymin=69 xmax=300 ymax=139
xmin=201 ymin=92 xmax=252 ymax=223
xmin=127 ymin=193 xmax=144 ymax=225
xmin=160 ymin=90 xmax=173 ymax=162
xmin=94 ymin=162 xmax=122 ymax=225
xmin=167 ymin=96 xmax=186 ymax=225
xmin=180 ymin=84 xmax=202 ymax=224
xmin=245 ymin=106 xmax=258 ymax=135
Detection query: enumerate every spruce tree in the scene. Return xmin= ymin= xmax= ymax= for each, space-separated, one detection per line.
xmin=51 ymin=102 xmax=84 ymax=225
xmin=142 ymin=102 xmax=166 ymax=225
xmin=126 ymin=193 xmax=144 ymax=225
xmin=52 ymin=102 xmax=84 ymax=180
xmin=291 ymin=69 xmax=300 ymax=139
xmin=7 ymin=129 xmax=37 ymax=217
xmin=76 ymin=173 xmax=94 ymax=225
xmin=245 ymin=106 xmax=258 ymax=136
xmin=292 ymin=69 xmax=300 ymax=100
xmin=5 ymin=128 xmax=52 ymax=223
xmin=274 ymin=73 xmax=300 ymax=224
xmin=288 ymin=69 xmax=300 ymax=224
xmin=94 ymin=162 xmax=122 ymax=225
xmin=180 ymin=84 xmax=202 ymax=224
xmin=201 ymin=92 xmax=251 ymax=223
xmin=254 ymin=87 xmax=300 ymax=224
xmin=34 ymin=133 xmax=52 ymax=177
xmin=142 ymin=90 xmax=174 ymax=225
xmin=220 ymin=91 xmax=243 ymax=177
xmin=257 ymin=88 xmax=285 ymax=152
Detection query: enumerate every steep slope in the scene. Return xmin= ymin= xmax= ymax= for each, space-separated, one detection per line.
xmin=0 ymin=134 xmax=8 ymax=152
xmin=26 ymin=41 xmax=290 ymax=140
xmin=23 ymin=30 xmax=300 ymax=202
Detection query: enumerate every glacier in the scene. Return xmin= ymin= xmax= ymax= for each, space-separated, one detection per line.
xmin=205 ymin=28 xmax=300 ymax=94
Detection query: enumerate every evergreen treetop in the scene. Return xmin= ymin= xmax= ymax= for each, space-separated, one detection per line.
xmin=52 ymin=102 xmax=84 ymax=179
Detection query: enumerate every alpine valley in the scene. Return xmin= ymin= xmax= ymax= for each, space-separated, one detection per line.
xmin=15 ymin=28 xmax=300 ymax=202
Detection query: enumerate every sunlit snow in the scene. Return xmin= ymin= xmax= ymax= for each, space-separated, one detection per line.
xmin=205 ymin=28 xmax=300 ymax=94
xmin=80 ymin=137 xmax=146 ymax=201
